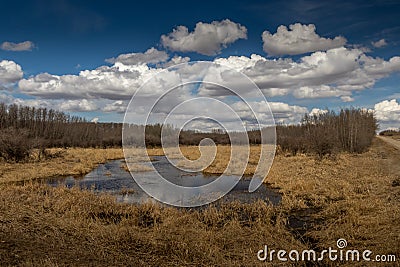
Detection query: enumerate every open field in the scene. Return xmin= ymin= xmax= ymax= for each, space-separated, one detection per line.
xmin=177 ymin=139 xmax=400 ymax=259
xmin=0 ymin=138 xmax=399 ymax=266
xmin=0 ymin=185 xmax=305 ymax=266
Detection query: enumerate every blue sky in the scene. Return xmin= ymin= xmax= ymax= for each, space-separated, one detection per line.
xmin=0 ymin=0 xmax=399 ymax=130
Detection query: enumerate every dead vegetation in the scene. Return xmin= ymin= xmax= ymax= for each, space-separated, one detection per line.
xmin=0 ymin=148 xmax=124 ymax=184
xmin=120 ymin=162 xmax=153 ymax=172
xmin=0 ymin=139 xmax=399 ymax=266
xmin=0 ymin=184 xmax=305 ymax=266
xmin=267 ymin=138 xmax=400 ymax=255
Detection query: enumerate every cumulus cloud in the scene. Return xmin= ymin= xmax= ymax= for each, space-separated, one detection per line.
xmin=160 ymin=55 xmax=190 ymax=68
xmin=309 ymin=108 xmax=328 ymax=116
xmin=0 ymin=60 xmax=24 ymax=84
xmin=13 ymin=98 xmax=51 ymax=108
xmin=374 ymin=99 xmax=400 ymax=130
xmin=17 ymin=46 xmax=400 ymax=104
xmin=18 ymin=63 xmax=165 ymax=100
xmin=148 ymin=97 xmax=307 ymax=130
xmin=362 ymin=55 xmax=400 ymax=76
xmin=0 ymin=93 xmax=113 ymax=114
xmin=59 ymin=99 xmax=97 ymax=112
xmin=213 ymin=47 xmax=400 ymax=101
xmin=1 ymin=41 xmax=35 ymax=51
xmin=228 ymin=100 xmax=308 ymax=125
xmin=0 ymin=92 xmax=14 ymax=103
xmin=105 ymin=47 xmax=169 ymax=65
xmin=293 ymin=85 xmax=351 ymax=99
xmin=372 ymin=39 xmax=387 ymax=48
xmin=0 ymin=93 xmax=53 ymax=109
xmin=12 ymin=45 xmax=400 ymax=131
xmin=268 ymin=102 xmax=308 ymax=124
xmin=103 ymin=100 xmax=126 ymax=113
xmin=262 ymin=23 xmax=346 ymax=56
xmin=340 ymin=96 xmax=355 ymax=102
xmin=161 ymin=19 xmax=247 ymax=55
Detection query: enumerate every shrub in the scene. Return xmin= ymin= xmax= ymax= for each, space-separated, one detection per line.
xmin=0 ymin=127 xmax=32 ymax=162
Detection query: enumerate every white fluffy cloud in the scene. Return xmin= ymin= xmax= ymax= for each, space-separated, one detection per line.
xmin=105 ymin=47 xmax=168 ymax=65
xmin=160 ymin=55 xmax=190 ymax=68
xmin=309 ymin=108 xmax=328 ymax=116
xmin=9 ymin=96 xmax=98 ymax=112
xmin=372 ymin=39 xmax=387 ymax=48
xmin=292 ymin=85 xmax=352 ymax=100
xmin=268 ymin=102 xmax=308 ymax=124
xmin=91 ymin=117 xmax=99 ymax=123
xmin=60 ymin=99 xmax=97 ymax=112
xmin=17 ymin=46 xmax=400 ymax=104
xmin=7 ymin=35 xmax=400 ymax=130
xmin=1 ymin=41 xmax=35 ymax=51
xmin=340 ymin=96 xmax=355 ymax=102
xmin=18 ymin=63 xmax=164 ymax=100
xmin=362 ymin=55 xmax=400 ymax=76
xmin=147 ymin=97 xmax=308 ymax=130
xmin=0 ymin=93 xmax=102 ymax=113
xmin=0 ymin=60 xmax=23 ymax=84
xmin=161 ymin=19 xmax=247 ymax=55
xmin=13 ymin=98 xmax=52 ymax=108
xmin=374 ymin=99 xmax=400 ymax=130
xmin=213 ymin=47 xmax=400 ymax=100
xmin=103 ymin=100 xmax=126 ymax=113
xmin=0 ymin=93 xmax=51 ymax=110
xmin=262 ymin=23 xmax=346 ymax=56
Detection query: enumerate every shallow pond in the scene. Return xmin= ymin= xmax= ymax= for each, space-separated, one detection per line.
xmin=46 ymin=156 xmax=281 ymax=206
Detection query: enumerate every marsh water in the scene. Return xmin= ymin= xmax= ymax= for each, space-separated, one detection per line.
xmin=46 ymin=156 xmax=281 ymax=206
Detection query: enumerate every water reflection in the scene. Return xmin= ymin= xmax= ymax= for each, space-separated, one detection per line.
xmin=46 ymin=156 xmax=281 ymax=206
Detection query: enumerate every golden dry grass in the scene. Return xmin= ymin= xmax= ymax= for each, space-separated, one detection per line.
xmin=176 ymin=145 xmax=264 ymax=175
xmin=0 ymin=148 xmax=124 ymax=184
xmin=129 ymin=141 xmax=400 ymax=265
xmin=120 ymin=162 xmax=153 ymax=172
xmin=0 ymin=183 xmax=305 ymax=266
xmin=0 ymin=139 xmax=399 ymax=266
xmin=168 ymin=141 xmax=400 ymax=265
xmin=266 ymin=138 xmax=400 ymax=265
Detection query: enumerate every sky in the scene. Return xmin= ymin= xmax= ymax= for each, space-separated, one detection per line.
xmin=0 ymin=0 xmax=400 ymax=131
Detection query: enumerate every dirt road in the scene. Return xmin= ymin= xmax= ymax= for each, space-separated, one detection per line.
xmin=377 ymin=135 xmax=400 ymax=150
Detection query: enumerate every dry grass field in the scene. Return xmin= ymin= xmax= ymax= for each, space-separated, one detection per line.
xmin=0 ymin=148 xmax=124 ymax=184
xmin=0 ymin=138 xmax=399 ymax=266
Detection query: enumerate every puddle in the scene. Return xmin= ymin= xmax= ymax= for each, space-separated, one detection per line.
xmin=45 ymin=156 xmax=281 ymax=206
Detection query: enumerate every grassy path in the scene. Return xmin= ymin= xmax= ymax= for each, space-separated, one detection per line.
xmin=378 ymin=135 xmax=400 ymax=150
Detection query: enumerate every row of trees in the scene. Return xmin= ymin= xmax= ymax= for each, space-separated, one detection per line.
xmin=379 ymin=129 xmax=400 ymax=136
xmin=0 ymin=103 xmax=124 ymax=161
xmin=277 ymin=108 xmax=378 ymax=157
xmin=118 ymin=108 xmax=378 ymax=158
xmin=0 ymin=103 xmax=122 ymax=148
xmin=0 ymin=103 xmax=378 ymax=161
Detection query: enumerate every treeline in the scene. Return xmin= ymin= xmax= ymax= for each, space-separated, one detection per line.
xmin=126 ymin=108 xmax=377 ymax=158
xmin=0 ymin=103 xmax=122 ymax=148
xmin=0 ymin=103 xmax=122 ymax=162
xmin=124 ymin=124 xmax=233 ymax=147
xmin=277 ymin=108 xmax=377 ymax=157
xmin=379 ymin=129 xmax=400 ymax=136
xmin=0 ymin=102 xmax=378 ymax=162
xmin=129 ymin=125 xmax=263 ymax=147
